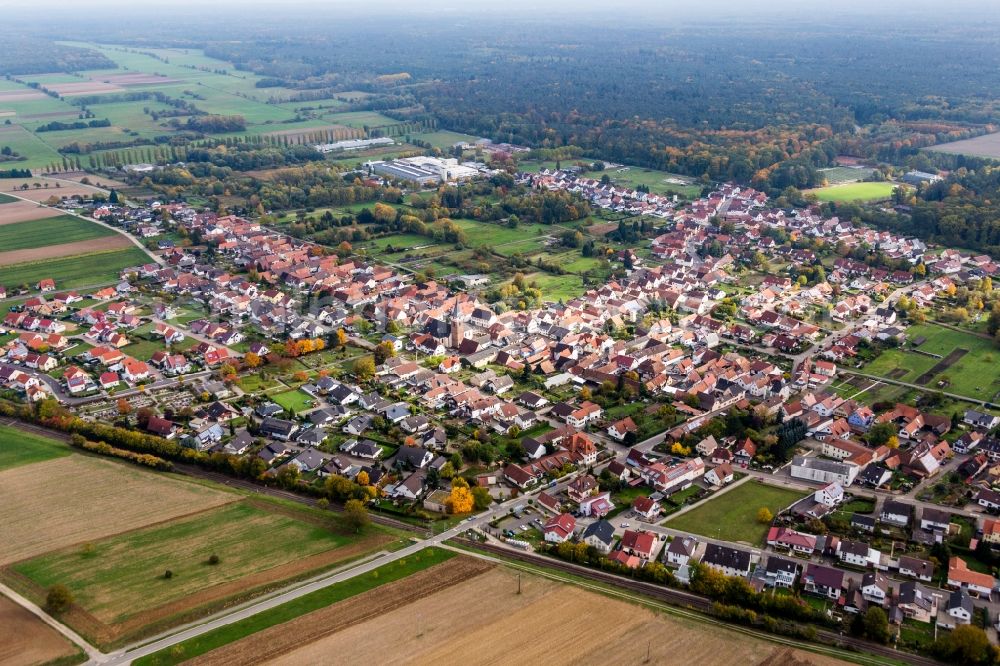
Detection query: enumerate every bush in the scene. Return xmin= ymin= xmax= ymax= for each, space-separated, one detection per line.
xmin=207 ymin=554 xmax=220 ymax=565
xmin=46 ymin=584 xmax=73 ymax=613
xmin=163 ymin=569 xmax=173 ymax=579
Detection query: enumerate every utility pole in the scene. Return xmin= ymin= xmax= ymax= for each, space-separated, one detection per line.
xmin=517 ymin=573 xmax=521 ymax=595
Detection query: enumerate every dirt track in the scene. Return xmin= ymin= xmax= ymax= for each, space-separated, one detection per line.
xmin=0 ymin=235 xmax=133 ymax=267
xmin=256 ymin=567 xmax=847 ymax=666
xmin=187 ymin=556 xmax=495 ymax=666
xmin=0 ymin=594 xmax=78 ymax=666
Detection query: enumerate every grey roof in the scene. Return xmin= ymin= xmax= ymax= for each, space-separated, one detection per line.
xmin=582 ymin=519 xmax=615 ymax=545
xmin=947 ymin=589 xmax=974 ymax=613
xmin=765 ymin=556 xmax=799 ymax=576
xmin=702 ymin=543 xmax=751 ymax=571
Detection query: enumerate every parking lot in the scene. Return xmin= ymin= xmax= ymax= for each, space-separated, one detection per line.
xmin=492 ymin=504 xmax=544 ymax=539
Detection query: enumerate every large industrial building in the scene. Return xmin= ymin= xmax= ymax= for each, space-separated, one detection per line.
xmin=367 ymin=156 xmax=480 ymax=184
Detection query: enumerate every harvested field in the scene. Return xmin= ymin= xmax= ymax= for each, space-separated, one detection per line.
xmin=914 ymin=348 xmax=968 ymax=385
xmin=188 ymin=556 xmax=495 ymax=666
xmin=252 ymin=567 xmax=845 ymax=666
xmin=95 ymin=73 xmax=179 ymax=86
xmin=0 ymin=90 xmax=48 ymax=102
xmin=0 ymin=178 xmax=105 ymax=201
xmin=54 ymin=172 xmax=128 ymax=190
xmin=0 ymin=594 xmax=79 ymax=666
xmin=0 ymin=455 xmax=235 ymax=565
xmin=0 ymin=202 xmax=59 ymax=225
xmin=43 ymin=81 xmax=125 ymax=96
xmin=586 ymin=222 xmax=619 ymax=236
xmin=0 ymin=234 xmax=132 ymax=267
xmin=929 ymin=132 xmax=1000 ymax=159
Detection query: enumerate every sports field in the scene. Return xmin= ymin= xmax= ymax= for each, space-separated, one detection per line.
xmin=808 ymin=181 xmax=897 ymax=202
xmin=666 ymin=481 xmax=806 ymax=545
xmin=863 ymin=322 xmax=1000 ymax=400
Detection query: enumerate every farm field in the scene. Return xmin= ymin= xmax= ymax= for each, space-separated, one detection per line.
xmin=0 ymin=214 xmax=115 ymax=252
xmin=0 ymin=453 xmax=236 ymax=565
xmin=928 ymin=132 xmax=1000 ymax=159
xmin=666 ymin=481 xmax=807 ymax=544
xmin=862 ymin=322 xmax=1000 ymax=400
xmin=807 ymin=181 xmax=897 ymax=202
xmin=0 ymin=246 xmax=150 ymax=290
xmin=0 ymin=424 xmax=71 ymax=471
xmin=0 ymin=178 xmax=108 ymax=202
xmin=237 ymin=566 xmax=846 ymax=666
xmin=0 ymin=201 xmax=65 ymax=225
xmin=0 ymin=234 xmax=133 ymax=268
xmin=12 ymin=500 xmax=373 ymax=628
xmin=0 ymin=594 xmax=82 ymax=666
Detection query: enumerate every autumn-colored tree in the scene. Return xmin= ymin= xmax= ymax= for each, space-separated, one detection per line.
xmin=885 ymin=435 xmax=899 ymax=449
xmin=343 ymin=499 xmax=369 ymax=532
xmin=313 ymin=337 xmax=325 ymax=351
xmin=284 ymin=339 xmax=301 ymax=357
xmin=579 ymin=386 xmax=592 ymax=401
xmin=117 ymin=398 xmax=132 ymax=416
xmin=353 ymin=356 xmax=376 ymax=382
xmin=335 ymin=329 xmax=348 ymax=347
xmin=356 ymin=470 xmax=370 ymax=486
xmin=757 ymin=507 xmax=773 ymax=523
xmin=374 ymin=341 xmax=396 ymax=365
xmin=447 ymin=478 xmax=474 ymax=514
xmin=244 ymin=352 xmax=262 ymax=368
xmin=294 ymin=370 xmax=309 ymax=383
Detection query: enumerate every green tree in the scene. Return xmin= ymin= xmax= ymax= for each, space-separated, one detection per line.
xmin=472 ymin=486 xmax=492 ymax=510
xmin=932 ymin=624 xmax=994 ymax=664
xmin=862 ymin=606 xmax=890 ymax=644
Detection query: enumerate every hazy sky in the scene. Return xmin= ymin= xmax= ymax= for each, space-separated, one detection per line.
xmin=3 ymin=0 xmax=998 ymax=19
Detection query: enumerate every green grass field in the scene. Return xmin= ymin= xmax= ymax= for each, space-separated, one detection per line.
xmin=666 ymin=482 xmax=806 ymax=545
xmin=0 ymin=246 xmax=149 ymax=290
xmin=0 ymin=215 xmax=115 ymax=253
xmin=13 ymin=501 xmax=357 ymax=625
xmin=816 ymin=166 xmax=875 ymax=185
xmin=409 ymin=130 xmax=480 ymax=148
xmin=518 ymin=158 xmax=702 ymax=198
xmin=272 ymin=388 xmax=317 ymax=412
xmin=0 ymin=425 xmax=71 ymax=471
xmin=808 ymin=181 xmax=897 ymax=202
xmin=863 ymin=322 xmax=1000 ymax=400
xmin=0 ymin=193 xmax=17 ymax=204
xmin=451 ymin=219 xmax=555 ymax=248
xmin=134 ymin=547 xmax=455 ymax=666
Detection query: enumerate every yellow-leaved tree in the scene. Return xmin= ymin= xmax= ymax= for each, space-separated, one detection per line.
xmin=447 ymin=477 xmax=474 ymax=514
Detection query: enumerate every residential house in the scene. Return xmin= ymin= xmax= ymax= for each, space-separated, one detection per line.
xmin=763 ymin=556 xmax=799 ymax=588
xmin=938 ymin=589 xmax=974 ymax=629
xmin=803 ymin=564 xmax=845 ymax=600
xmin=543 ymin=513 xmax=577 ymax=543
xmin=947 ymin=557 xmax=996 ymax=597
xmin=582 ymin=519 xmax=615 ymax=553
xmin=665 ymin=536 xmax=699 ymax=567
xmin=701 ymin=543 xmax=752 ymax=578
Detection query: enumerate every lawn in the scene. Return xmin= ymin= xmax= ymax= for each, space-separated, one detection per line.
xmin=0 ymin=193 xmax=17 ymax=204
xmin=523 ymin=272 xmax=588 ymax=301
xmin=0 ymin=246 xmax=149 ymax=290
xmin=665 ymin=481 xmax=806 ymax=545
xmin=807 ymin=181 xmax=897 ymax=202
xmin=0 ymin=425 xmax=70 ymax=471
xmin=863 ymin=323 xmax=1000 ymax=400
xmin=409 ymin=130 xmax=480 ymax=148
xmin=519 ymin=158 xmax=702 ymax=197
xmin=121 ymin=338 xmax=169 ymax=361
xmin=272 ymin=388 xmax=317 ymax=412
xmin=13 ymin=501 xmax=356 ymax=626
xmin=133 ymin=547 xmax=456 ymax=666
xmin=451 ymin=219 xmax=555 ymax=248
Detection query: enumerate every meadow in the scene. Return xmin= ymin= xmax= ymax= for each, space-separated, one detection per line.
xmin=519 ymin=158 xmax=703 ymax=198
xmin=0 ymin=424 xmax=71 ymax=471
xmin=0 ymin=214 xmax=114 ymax=251
xmin=666 ymin=482 xmax=806 ymax=544
xmin=0 ymin=246 xmax=149 ymax=289
xmin=862 ymin=322 xmax=1000 ymax=400
xmin=13 ymin=501 xmax=355 ymax=625
xmin=808 ymin=181 xmax=897 ymax=202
